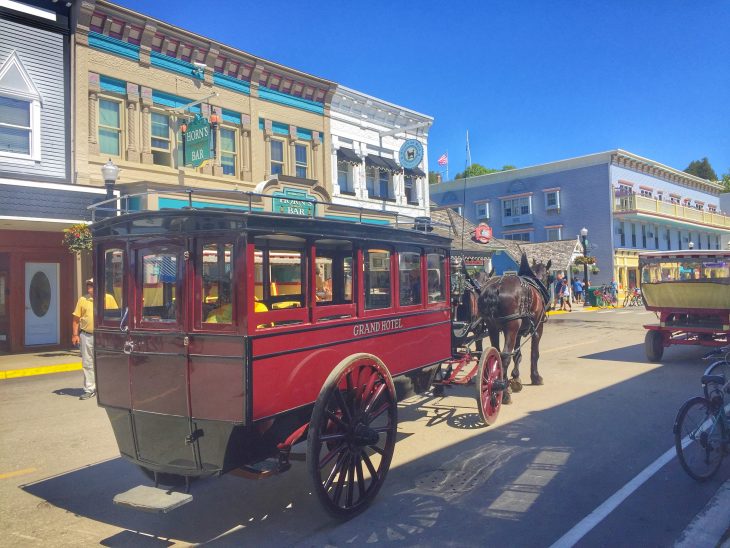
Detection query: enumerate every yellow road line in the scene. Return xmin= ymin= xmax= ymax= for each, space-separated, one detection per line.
xmin=0 ymin=467 xmax=36 ymax=480
xmin=0 ymin=362 xmax=81 ymax=380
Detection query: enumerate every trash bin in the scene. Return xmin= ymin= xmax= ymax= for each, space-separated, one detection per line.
xmin=586 ymin=286 xmax=602 ymax=306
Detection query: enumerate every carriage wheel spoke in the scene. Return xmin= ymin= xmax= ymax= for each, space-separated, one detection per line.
xmin=371 ymin=425 xmax=392 ymax=434
xmin=362 ymin=451 xmax=379 ymax=481
xmin=366 ymin=400 xmax=390 ymax=423
xmin=346 ymin=457 xmax=356 ymax=507
xmin=369 ymin=444 xmax=385 ymax=455
xmin=325 ymin=409 xmax=347 ymax=429
xmin=320 ymin=432 xmax=347 ymax=442
xmin=363 ymin=383 xmax=386 ymax=414
xmin=320 ymin=442 xmax=347 ymax=473
xmin=332 ymin=454 xmax=350 ymax=505
xmin=356 ymin=457 xmax=366 ymax=498
xmin=359 ymin=369 xmax=379 ymax=410
xmin=334 ymin=389 xmax=352 ymax=422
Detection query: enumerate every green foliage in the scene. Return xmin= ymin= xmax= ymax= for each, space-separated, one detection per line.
xmin=721 ymin=170 xmax=730 ymax=192
xmin=684 ymin=157 xmax=718 ymax=181
xmin=428 ymin=171 xmax=441 ymax=185
xmin=454 ymin=163 xmax=517 ymax=179
xmin=62 ymin=224 xmax=92 ymax=254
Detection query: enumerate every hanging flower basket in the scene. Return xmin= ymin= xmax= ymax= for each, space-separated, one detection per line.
xmin=573 ymin=256 xmax=596 ymax=266
xmin=591 ymin=266 xmax=600 ymax=274
xmin=62 ymin=224 xmax=92 ymax=254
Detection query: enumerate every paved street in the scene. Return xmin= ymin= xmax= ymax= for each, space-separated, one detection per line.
xmin=1 ymin=307 xmax=729 ymax=547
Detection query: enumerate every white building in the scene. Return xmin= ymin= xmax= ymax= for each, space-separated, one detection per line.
xmin=329 ymin=86 xmax=433 ymax=219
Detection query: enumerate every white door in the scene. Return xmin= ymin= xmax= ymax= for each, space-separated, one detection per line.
xmin=24 ymin=262 xmax=60 ymax=346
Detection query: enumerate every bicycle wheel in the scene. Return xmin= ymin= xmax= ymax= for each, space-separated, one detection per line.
xmin=623 ymin=294 xmax=630 ymax=307
xmin=674 ymin=396 xmax=725 ymax=481
xmin=704 ymin=360 xmax=730 ymax=398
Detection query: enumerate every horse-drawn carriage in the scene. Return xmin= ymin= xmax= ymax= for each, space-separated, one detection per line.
xmin=90 ymin=190 xmax=551 ymax=517
xmin=640 ymin=250 xmax=730 ymax=362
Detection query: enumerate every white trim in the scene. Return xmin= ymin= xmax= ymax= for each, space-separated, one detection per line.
xmin=0 ymin=0 xmax=56 ymax=20
xmin=0 ymin=215 xmax=89 ymax=224
xmin=0 ymin=51 xmax=42 ymax=102
xmin=0 ymin=178 xmax=108 ymax=194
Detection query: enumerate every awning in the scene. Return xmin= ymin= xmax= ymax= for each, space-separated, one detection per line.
xmin=405 ymin=166 xmax=426 ymax=177
xmin=365 ymin=155 xmax=402 ymax=173
xmin=337 ymin=148 xmax=361 ymax=164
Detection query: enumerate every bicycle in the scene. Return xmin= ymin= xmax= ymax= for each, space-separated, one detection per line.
xmin=622 ymin=288 xmax=643 ymax=307
xmin=674 ymin=345 xmax=730 ymax=480
xmin=596 ymin=285 xmax=617 ymax=308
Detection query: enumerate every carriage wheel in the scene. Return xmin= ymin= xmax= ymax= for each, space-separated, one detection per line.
xmin=645 ymin=330 xmax=664 ymax=362
xmin=307 ymin=353 xmax=397 ymax=519
xmin=476 ymin=347 xmax=503 ymax=426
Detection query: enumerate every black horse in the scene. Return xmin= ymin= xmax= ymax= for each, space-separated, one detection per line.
xmin=477 ymin=254 xmax=552 ymax=404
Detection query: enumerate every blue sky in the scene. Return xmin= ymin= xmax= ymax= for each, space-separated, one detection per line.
xmin=123 ymin=0 xmax=730 ymax=180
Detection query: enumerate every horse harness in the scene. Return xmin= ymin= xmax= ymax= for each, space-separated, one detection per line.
xmin=488 ymin=275 xmax=550 ymax=348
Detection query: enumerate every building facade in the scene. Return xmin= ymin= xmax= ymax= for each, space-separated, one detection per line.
xmin=330 ymin=86 xmax=432 ymax=219
xmin=431 ymin=150 xmax=730 ymax=289
xmin=0 ymin=1 xmax=106 ymax=353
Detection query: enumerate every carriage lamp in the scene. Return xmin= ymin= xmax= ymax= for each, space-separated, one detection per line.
xmin=580 ymin=227 xmax=589 ymax=306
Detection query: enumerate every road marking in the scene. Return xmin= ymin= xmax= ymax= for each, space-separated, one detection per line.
xmin=0 ymin=362 xmax=81 ymax=380
xmin=617 ymin=311 xmax=632 ymax=315
xmin=0 ymin=468 xmax=36 ymax=480
xmin=550 ymin=403 xmax=730 ymax=548
xmin=597 ymin=311 xmax=612 ymax=314
xmin=542 ymin=340 xmax=598 ymax=354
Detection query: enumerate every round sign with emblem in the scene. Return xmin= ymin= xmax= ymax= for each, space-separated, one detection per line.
xmin=399 ymin=139 xmax=424 ymax=170
xmin=474 ymin=223 xmax=493 ymax=244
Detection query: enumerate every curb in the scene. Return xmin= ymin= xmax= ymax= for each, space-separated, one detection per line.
xmin=0 ymin=362 xmax=82 ymax=380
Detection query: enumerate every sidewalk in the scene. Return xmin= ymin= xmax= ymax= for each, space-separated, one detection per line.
xmin=0 ymin=349 xmax=81 ymax=379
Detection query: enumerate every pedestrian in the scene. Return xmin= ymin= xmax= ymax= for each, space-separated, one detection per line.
xmin=72 ymin=278 xmax=96 ymax=400
xmin=572 ymin=277 xmax=583 ymax=303
xmin=609 ymin=278 xmax=618 ymax=306
xmin=560 ymin=279 xmax=572 ymax=311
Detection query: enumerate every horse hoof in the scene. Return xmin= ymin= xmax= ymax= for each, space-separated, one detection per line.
xmin=531 ymin=375 xmax=544 ymax=386
xmin=510 ymin=377 xmax=523 ymax=392
xmin=503 ymin=391 xmax=512 ymax=405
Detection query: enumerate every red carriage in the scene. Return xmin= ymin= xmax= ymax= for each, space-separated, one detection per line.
xmin=90 ymin=190 xmax=504 ymax=517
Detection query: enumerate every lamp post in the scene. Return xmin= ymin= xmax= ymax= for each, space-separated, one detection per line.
xmin=688 ymin=241 xmax=694 ymax=250
xmin=101 ymin=159 xmax=119 ymax=218
xmin=580 ymin=227 xmax=589 ymax=306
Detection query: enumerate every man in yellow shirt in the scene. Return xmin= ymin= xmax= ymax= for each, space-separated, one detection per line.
xmin=72 ymin=278 xmax=96 ymax=400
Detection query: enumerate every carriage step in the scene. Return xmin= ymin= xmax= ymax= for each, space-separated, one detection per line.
xmin=113 ymin=485 xmax=193 ymax=514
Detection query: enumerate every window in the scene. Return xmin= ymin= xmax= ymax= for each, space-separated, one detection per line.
xmin=270 ymin=139 xmax=284 ymax=175
xmin=399 ymin=250 xmax=422 ymax=306
xmin=617 ymin=184 xmax=632 ymax=195
xmin=546 ymin=227 xmax=562 ymax=241
xmin=202 ymin=243 xmax=233 ymax=324
xmin=502 ymin=196 xmax=531 ymax=218
xmin=314 ymin=240 xmax=354 ymax=317
xmin=99 ymin=99 xmax=122 ymax=156
xmin=140 ymin=250 xmax=178 ymax=323
xmin=708 ymin=205 xmax=717 ymax=213
xmin=220 ymin=127 xmax=237 ymax=176
xmin=295 ymin=143 xmax=308 ymax=178
xmin=631 ymin=224 xmax=637 ymax=247
xmin=254 ymin=241 xmax=305 ymax=319
xmin=426 ymin=252 xmax=446 ymax=303
xmin=366 ymin=167 xmax=391 ymax=199
xmin=378 ymin=170 xmax=390 ymax=199
xmin=404 ymin=175 xmax=418 ymax=204
xmin=669 ymin=195 xmax=680 ymax=204
xmin=337 ymin=162 xmax=353 ymax=194
xmin=695 ymin=202 xmax=704 ymax=210
xmin=102 ymin=249 xmax=124 ymax=321
xmin=503 ymin=232 xmax=531 ymax=242
xmin=366 ymin=167 xmax=377 ymax=196
xmin=150 ymin=112 xmax=171 ymax=166
xmin=618 ymin=222 xmax=625 ymax=247
xmin=641 ymin=225 xmax=647 ymax=248
xmin=364 ymin=248 xmax=391 ymax=310
xmin=640 ymin=188 xmax=653 ymax=198
xmin=475 ymin=202 xmax=490 ymax=219
xmin=0 ymin=97 xmax=31 ymax=156
xmin=544 ymin=191 xmax=560 ymax=210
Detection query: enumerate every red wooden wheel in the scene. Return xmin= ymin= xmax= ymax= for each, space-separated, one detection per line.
xmin=307 ymin=353 xmax=397 ymax=519
xmin=476 ymin=347 xmax=503 ymax=426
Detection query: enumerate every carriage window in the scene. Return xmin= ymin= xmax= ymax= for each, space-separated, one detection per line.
xmin=102 ymin=249 xmax=123 ymax=320
xmin=141 ymin=251 xmax=178 ymax=322
xmin=314 ymin=240 xmax=354 ymax=307
xmin=254 ymin=246 xmax=304 ymax=311
xmin=399 ymin=251 xmax=422 ymax=306
xmin=365 ymin=249 xmax=391 ymax=310
xmin=202 ymin=243 xmax=233 ymax=324
xmin=427 ymin=252 xmax=447 ymax=303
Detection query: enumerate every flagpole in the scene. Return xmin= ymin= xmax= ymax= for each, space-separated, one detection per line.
xmin=446 ymin=149 xmax=449 ymax=181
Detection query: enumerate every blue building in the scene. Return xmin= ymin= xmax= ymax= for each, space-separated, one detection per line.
xmin=430 ymin=150 xmax=730 ymax=290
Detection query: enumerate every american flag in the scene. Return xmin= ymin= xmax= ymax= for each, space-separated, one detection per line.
xmin=437 ymin=153 xmax=448 ymax=166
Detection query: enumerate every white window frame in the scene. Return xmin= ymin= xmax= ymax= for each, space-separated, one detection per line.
xmin=502 ymin=196 xmax=532 ymax=218
xmin=640 ymin=188 xmax=653 ymax=198
xmin=404 ymin=174 xmax=418 ymax=204
xmin=503 ymin=231 xmax=532 ymax=242
xmin=294 ymin=142 xmax=309 ymax=178
xmin=337 ymin=161 xmax=354 ymax=194
xmin=219 ymin=125 xmax=238 ymax=176
xmin=98 ymin=96 xmax=123 ymax=157
xmin=150 ymin=110 xmax=172 ymax=167
xmin=545 ymin=226 xmax=562 ymax=241
xmin=0 ymin=52 xmax=42 ymax=162
xmin=543 ymin=190 xmax=560 ymax=210
xmin=270 ymin=138 xmax=285 ymax=175
xmin=475 ymin=201 xmax=490 ymax=219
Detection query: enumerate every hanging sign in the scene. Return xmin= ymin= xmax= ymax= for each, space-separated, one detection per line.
xmin=272 ymin=187 xmax=315 ymax=217
xmin=183 ymin=115 xmax=212 ymax=168
xmin=399 ymin=139 xmax=424 ymax=169
xmin=474 ymin=223 xmax=493 ymax=244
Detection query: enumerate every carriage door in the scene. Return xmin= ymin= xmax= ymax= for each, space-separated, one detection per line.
xmin=128 ymin=242 xmax=195 ymax=467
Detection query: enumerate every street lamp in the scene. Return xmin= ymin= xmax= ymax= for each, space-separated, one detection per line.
xmin=580 ymin=227 xmax=589 ymax=306
xmin=688 ymin=241 xmax=694 ymax=250
xmin=101 ymin=159 xmax=119 ymax=218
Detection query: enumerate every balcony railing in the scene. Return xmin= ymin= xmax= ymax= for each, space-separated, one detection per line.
xmin=614 ymin=194 xmax=730 ymax=229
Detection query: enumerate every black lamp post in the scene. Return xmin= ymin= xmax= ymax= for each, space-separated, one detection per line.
xmin=580 ymin=227 xmax=589 ymax=306
xmin=101 ymin=158 xmax=119 ymax=217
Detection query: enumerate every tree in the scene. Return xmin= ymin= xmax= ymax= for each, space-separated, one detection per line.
xmin=428 ymin=171 xmax=441 ymax=185
xmin=721 ymin=170 xmax=730 ymax=192
xmin=684 ymin=157 xmax=718 ymax=181
xmin=454 ymin=163 xmax=517 ymax=179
